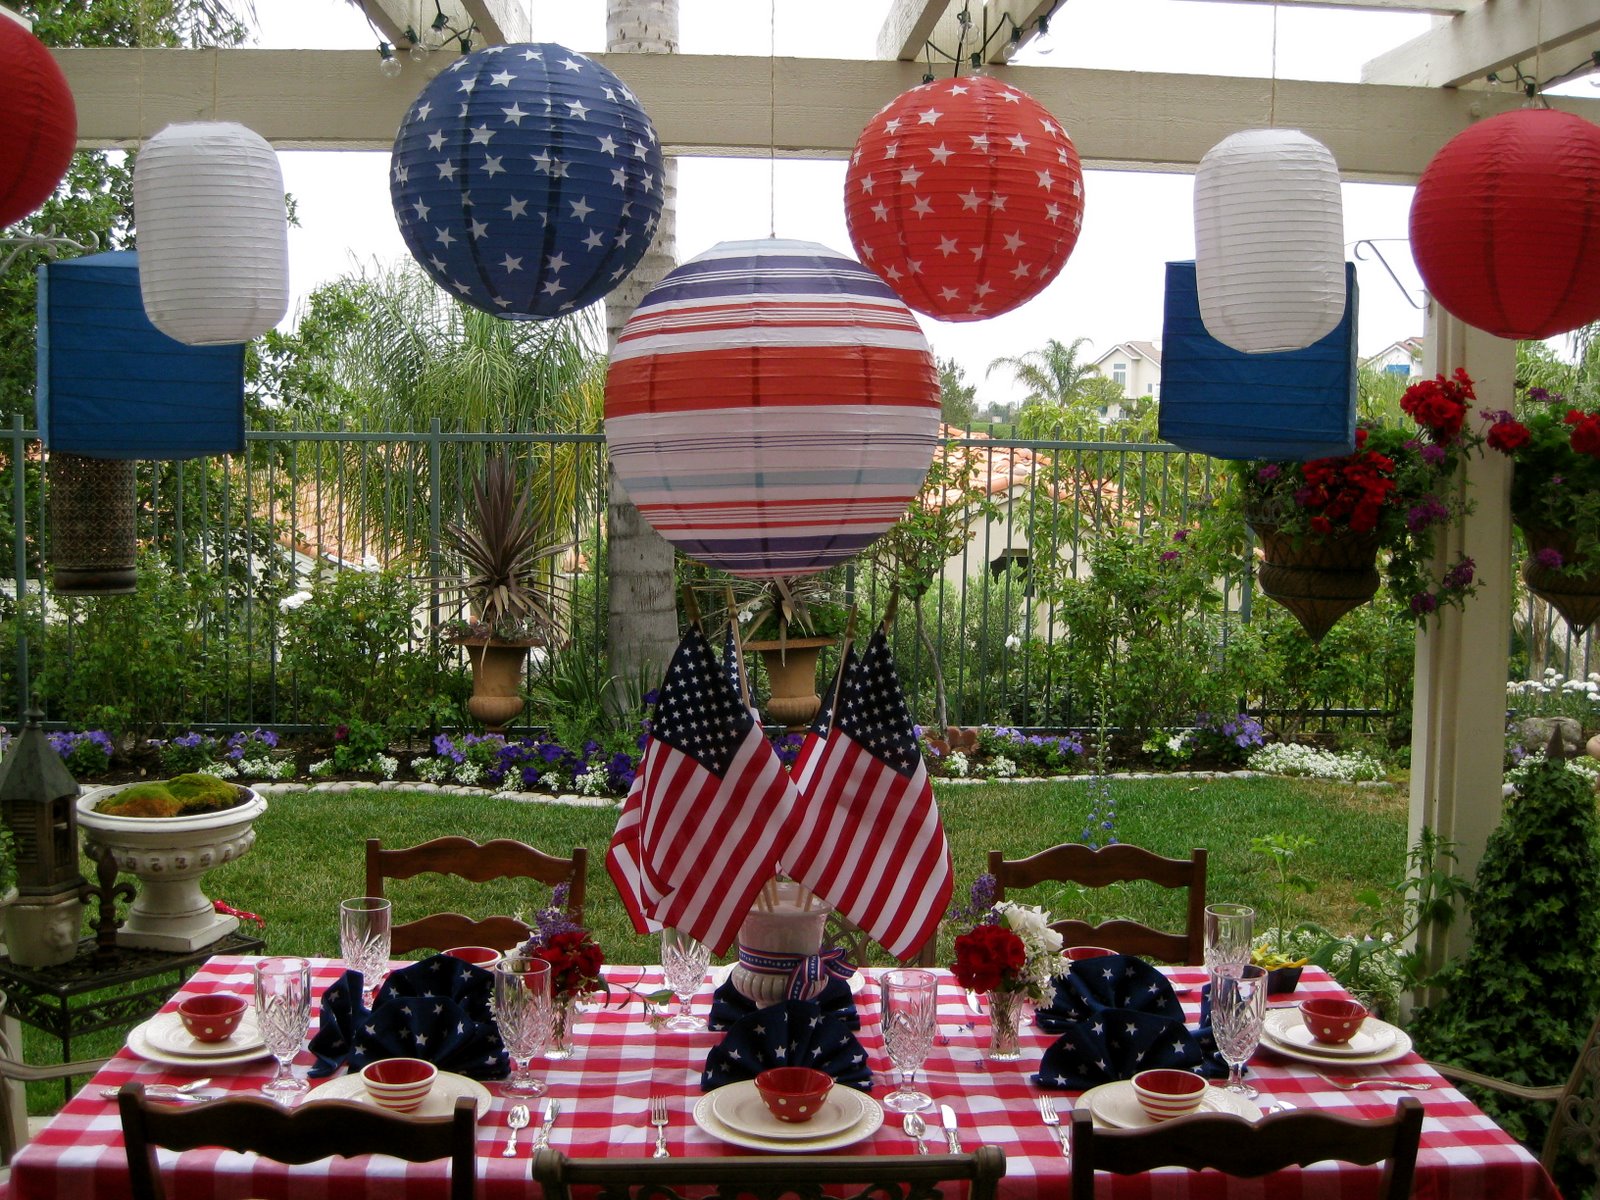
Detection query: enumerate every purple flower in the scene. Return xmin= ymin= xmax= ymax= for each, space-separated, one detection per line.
xmin=1527 ymin=387 xmax=1552 ymax=403
xmin=1160 ymin=550 xmax=1180 ymax=562
xmin=1172 ymin=529 xmax=1189 ymax=543
xmin=1410 ymin=592 xmax=1439 ymax=615
xmin=1420 ymin=444 xmax=1446 ymax=466
xmin=432 ymin=733 xmax=454 ymax=756
xmin=1405 ymin=498 xmax=1449 ymax=532
xmin=1534 ymin=546 xmax=1565 ymax=569
xmin=1256 ymin=464 xmax=1281 ymax=482
xmin=1442 ymin=558 xmax=1476 ymax=591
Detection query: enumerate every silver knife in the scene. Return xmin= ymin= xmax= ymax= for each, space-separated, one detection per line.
xmin=532 ymin=1098 xmax=561 ymax=1150
xmin=939 ymin=1103 xmax=962 ymax=1152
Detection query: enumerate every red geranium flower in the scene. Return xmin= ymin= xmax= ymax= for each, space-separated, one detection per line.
xmin=527 ymin=928 xmax=606 ymax=998
xmin=1570 ymin=415 xmax=1600 ymax=458
xmin=951 ymin=923 xmax=1026 ymax=993
xmin=1487 ymin=419 xmax=1531 ymax=453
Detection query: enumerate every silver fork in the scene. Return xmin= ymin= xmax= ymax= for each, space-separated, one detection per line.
xmin=649 ymin=1096 xmax=671 ymax=1158
xmin=1037 ymin=1095 xmax=1070 ymax=1159
xmin=1316 ymin=1073 xmax=1431 ymax=1092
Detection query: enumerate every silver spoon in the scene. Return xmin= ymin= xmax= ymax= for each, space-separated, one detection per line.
xmin=503 ymin=1103 xmax=531 ymax=1157
xmin=902 ymin=1110 xmax=929 ymax=1154
xmin=99 ymin=1078 xmax=214 ymax=1101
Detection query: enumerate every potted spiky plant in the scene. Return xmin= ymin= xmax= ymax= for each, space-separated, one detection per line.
xmin=443 ymin=455 xmax=569 ymax=733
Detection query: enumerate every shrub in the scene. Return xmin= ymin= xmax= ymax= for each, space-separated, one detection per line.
xmin=48 ymin=730 xmax=113 ymax=777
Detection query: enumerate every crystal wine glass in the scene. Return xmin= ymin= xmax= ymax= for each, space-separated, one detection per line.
xmin=1203 ymin=902 xmax=1256 ymax=973
xmin=253 ymin=956 xmax=312 ymax=1102
xmin=339 ymin=896 xmax=392 ymax=1007
xmin=660 ymin=927 xmax=712 ymax=1032
xmin=492 ymin=957 xmax=552 ymax=1097
xmin=880 ymin=968 xmax=937 ymax=1114
xmin=1211 ymin=962 xmax=1268 ymax=1097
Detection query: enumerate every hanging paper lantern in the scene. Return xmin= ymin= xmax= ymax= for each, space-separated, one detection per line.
xmin=390 ymin=43 xmax=663 ymax=319
xmin=1159 ymin=260 xmax=1357 ymax=461
xmin=605 ymin=238 xmax=942 ymax=578
xmin=1194 ymin=129 xmax=1345 ymax=354
xmin=132 ymin=122 xmax=290 ymax=346
xmin=843 ymin=76 xmax=1084 ymax=321
xmin=1410 ymin=108 xmax=1600 ymax=340
xmin=0 ymin=15 xmax=77 ymax=228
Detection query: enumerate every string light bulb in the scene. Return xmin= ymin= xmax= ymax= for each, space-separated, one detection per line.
xmin=1033 ymin=16 xmax=1054 ymax=55
xmin=376 ymin=42 xmax=402 ymax=78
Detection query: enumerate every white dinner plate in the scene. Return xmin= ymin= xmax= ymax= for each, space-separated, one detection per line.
xmin=694 ymin=1087 xmax=883 ymax=1152
xmin=1262 ymin=1010 xmax=1399 ymax=1058
xmin=1261 ymin=1015 xmax=1414 ymax=1067
xmin=709 ymin=1079 xmax=867 ymax=1140
xmin=126 ymin=1019 xmax=273 ymax=1069
xmin=1082 ymin=1080 xmax=1261 ymax=1129
xmin=141 ymin=1009 xmax=266 ymax=1058
xmin=303 ymin=1070 xmax=493 ymax=1119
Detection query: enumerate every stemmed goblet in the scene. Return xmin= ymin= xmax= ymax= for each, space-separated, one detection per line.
xmin=880 ymin=968 xmax=937 ymax=1114
xmin=660 ymin=928 xmax=712 ymax=1032
xmin=1203 ymin=903 xmax=1256 ymax=973
xmin=253 ymin=956 xmax=312 ymax=1102
xmin=339 ymin=896 xmax=392 ymax=1008
xmin=492 ymin=957 xmax=553 ymax=1097
xmin=1210 ymin=962 xmax=1268 ymax=1098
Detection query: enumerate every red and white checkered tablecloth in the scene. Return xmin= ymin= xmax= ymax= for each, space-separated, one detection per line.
xmin=9 ymin=957 xmax=1558 ymax=1200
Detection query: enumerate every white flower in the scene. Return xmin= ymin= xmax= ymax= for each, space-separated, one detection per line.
xmin=994 ymin=901 xmax=1064 ymax=996
xmin=1166 ymin=734 xmax=1186 ymax=754
xmin=278 ymin=589 xmax=313 ymax=613
xmin=984 ymin=755 xmax=1018 ymax=778
xmin=1004 ymin=634 xmax=1022 ymax=651
xmin=738 ymin=609 xmax=753 ymax=624
xmin=945 ymin=751 xmax=970 ymax=778
xmin=308 ymin=758 xmax=334 ymax=777
xmin=361 ymin=554 xmax=381 ymax=572
xmin=413 ymin=758 xmax=452 ymax=784
xmin=453 ymin=762 xmax=483 ymax=786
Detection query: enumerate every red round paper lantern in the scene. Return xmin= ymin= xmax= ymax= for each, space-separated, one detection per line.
xmin=844 ymin=76 xmax=1084 ymax=322
xmin=0 ymin=16 xmax=77 ymax=229
xmin=1410 ymin=108 xmax=1600 ymax=340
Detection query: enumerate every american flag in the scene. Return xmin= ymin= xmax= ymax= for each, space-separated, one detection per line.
xmin=781 ymin=629 xmax=952 ymax=960
xmin=605 ymin=626 xmax=799 ymax=953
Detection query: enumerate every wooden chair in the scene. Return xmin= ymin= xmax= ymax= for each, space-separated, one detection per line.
xmin=118 ymin=1083 xmax=477 ymax=1200
xmin=1069 ymin=1097 xmax=1424 ymax=1200
xmin=987 ymin=844 xmax=1208 ymax=965
xmin=822 ymin=910 xmax=938 ymax=969
xmin=532 ymin=1145 xmax=1005 ymax=1200
xmin=365 ymin=836 xmax=586 ymax=955
xmin=1431 ymin=1008 xmax=1600 ymax=1178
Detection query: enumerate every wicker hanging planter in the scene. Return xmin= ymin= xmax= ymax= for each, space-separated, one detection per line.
xmin=49 ymin=453 xmax=136 ymax=596
xmin=1520 ymin=526 xmax=1600 ymax=635
xmin=1249 ymin=521 xmax=1381 ymax=642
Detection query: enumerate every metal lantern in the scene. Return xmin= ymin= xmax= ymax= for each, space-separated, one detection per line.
xmin=48 ymin=452 xmax=137 ymax=596
xmin=390 ymin=42 xmax=663 ymax=319
xmin=0 ymin=13 xmax=77 ymax=228
xmin=132 ymin=121 xmax=290 ymax=346
xmin=605 ymin=238 xmax=942 ymax=578
xmin=0 ymin=710 xmax=86 ymax=967
xmin=1194 ymin=129 xmax=1346 ymax=354
xmin=844 ymin=75 xmax=1084 ymax=321
xmin=1410 ymin=108 xmax=1600 ymax=340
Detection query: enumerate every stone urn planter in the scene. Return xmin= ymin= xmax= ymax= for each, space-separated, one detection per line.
xmin=745 ymin=636 xmax=833 ymax=729
xmin=457 ymin=637 xmax=536 ymax=733
xmin=76 ymin=781 xmax=266 ymax=951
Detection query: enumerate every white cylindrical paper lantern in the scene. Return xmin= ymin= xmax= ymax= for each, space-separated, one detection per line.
xmin=1194 ymin=129 xmax=1345 ymax=355
xmin=133 ymin=122 xmax=289 ymax=345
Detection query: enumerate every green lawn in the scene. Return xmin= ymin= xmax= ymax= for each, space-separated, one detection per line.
xmin=25 ymin=774 xmax=1407 ymax=1113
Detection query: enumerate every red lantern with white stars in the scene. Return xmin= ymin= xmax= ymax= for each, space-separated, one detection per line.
xmin=1410 ymin=108 xmax=1600 ymax=340
xmin=844 ymin=76 xmax=1083 ymax=322
xmin=0 ymin=14 xmax=77 ymax=229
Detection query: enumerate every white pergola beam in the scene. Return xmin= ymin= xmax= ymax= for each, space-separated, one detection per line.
xmin=51 ymin=47 xmax=1600 ymax=181
xmin=1169 ymin=0 xmax=1473 ymax=13
xmin=1363 ymin=0 xmax=1600 ymax=87
xmin=460 ymin=0 xmax=530 ymax=45
xmin=876 ymin=0 xmax=949 ymax=61
xmin=876 ymin=1 xmax=1054 ymax=65
xmin=360 ymin=1 xmax=526 ymax=49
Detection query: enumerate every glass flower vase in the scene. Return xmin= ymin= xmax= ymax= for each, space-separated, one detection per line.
xmin=985 ymin=989 xmax=1025 ymax=1061
xmin=545 ymin=995 xmax=576 ymax=1059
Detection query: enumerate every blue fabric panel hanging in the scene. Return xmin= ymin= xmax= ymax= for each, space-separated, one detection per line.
xmin=1158 ymin=260 xmax=1357 ymax=461
xmin=36 ymin=250 xmax=245 ymax=460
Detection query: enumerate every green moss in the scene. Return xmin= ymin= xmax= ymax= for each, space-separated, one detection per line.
xmin=96 ymin=775 xmax=244 ymax=818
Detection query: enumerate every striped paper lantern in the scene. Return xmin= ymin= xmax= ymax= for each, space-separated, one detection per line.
xmin=390 ymin=42 xmax=662 ymax=320
xmin=605 ymin=238 xmax=941 ymax=578
xmin=0 ymin=13 xmax=77 ymax=228
xmin=132 ymin=122 xmax=290 ymax=345
xmin=1410 ymin=108 xmax=1600 ymax=340
xmin=1194 ymin=129 xmax=1345 ymax=354
xmin=844 ymin=76 xmax=1084 ymax=321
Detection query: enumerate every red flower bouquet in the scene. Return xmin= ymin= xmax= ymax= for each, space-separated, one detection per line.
xmin=524 ymin=927 xmax=605 ymax=1000
xmin=952 ymin=922 xmax=1027 ymax=993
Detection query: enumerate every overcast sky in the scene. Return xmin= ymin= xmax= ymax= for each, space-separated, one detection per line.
xmin=252 ymin=1 xmax=1578 ymax=410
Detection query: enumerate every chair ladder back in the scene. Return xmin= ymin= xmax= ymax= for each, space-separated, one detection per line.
xmin=532 ymin=1146 xmax=1005 ymax=1200
xmin=119 ymin=1086 xmax=477 ymax=1200
xmin=987 ymin=844 xmax=1208 ymax=966
xmin=1541 ymin=1008 xmax=1600 ymax=1174
xmin=1068 ymin=1098 xmax=1423 ymax=1200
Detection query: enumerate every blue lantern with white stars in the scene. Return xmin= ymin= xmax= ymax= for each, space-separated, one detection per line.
xmin=390 ymin=43 xmax=663 ymax=319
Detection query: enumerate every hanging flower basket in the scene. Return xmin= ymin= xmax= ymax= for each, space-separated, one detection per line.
xmin=1250 ymin=522 xmax=1382 ymax=643
xmin=1520 ymin=526 xmax=1600 ymax=635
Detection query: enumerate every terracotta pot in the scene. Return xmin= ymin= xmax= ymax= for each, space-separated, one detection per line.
xmin=745 ymin=636 xmax=833 ymax=729
xmin=1520 ymin=526 xmax=1600 ymax=635
xmin=1250 ymin=521 xmax=1381 ymax=642
xmin=457 ymin=638 xmax=535 ymax=733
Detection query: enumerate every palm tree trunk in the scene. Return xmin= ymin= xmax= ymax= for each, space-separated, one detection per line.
xmin=604 ymin=0 xmax=681 ymax=696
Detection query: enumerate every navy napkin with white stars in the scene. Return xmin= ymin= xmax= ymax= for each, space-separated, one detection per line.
xmin=1032 ymin=955 xmax=1226 ymax=1091
xmin=308 ymin=957 xmax=509 ymax=1080
xmin=707 ymin=976 xmax=861 ymax=1032
xmin=701 ymin=1000 xmax=873 ymax=1093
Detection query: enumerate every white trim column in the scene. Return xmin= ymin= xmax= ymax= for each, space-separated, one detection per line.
xmin=1407 ymin=306 xmax=1515 ymax=993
